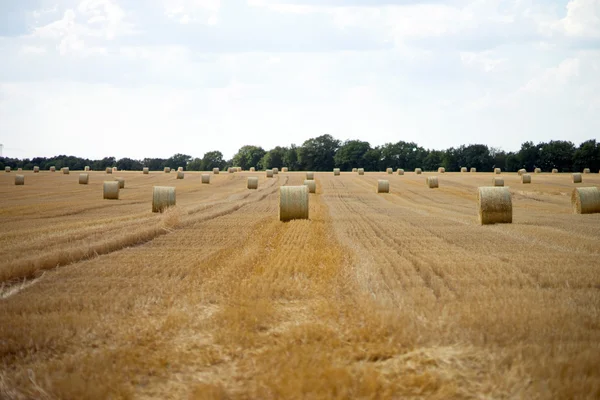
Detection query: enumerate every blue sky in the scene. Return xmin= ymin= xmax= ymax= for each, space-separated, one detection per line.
xmin=0 ymin=0 xmax=599 ymax=159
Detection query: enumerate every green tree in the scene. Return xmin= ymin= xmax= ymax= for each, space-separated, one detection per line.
xmin=298 ymin=134 xmax=340 ymax=171
xmin=142 ymin=158 xmax=167 ymax=171
xmin=116 ymin=157 xmax=143 ymax=171
xmin=200 ymin=151 xmax=226 ymax=171
xmin=334 ymin=140 xmax=371 ymax=171
xmin=422 ymin=150 xmax=444 ymax=171
xmin=573 ymin=139 xmax=600 ymax=172
xmin=460 ymin=145 xmax=493 ymax=172
xmin=539 ymin=140 xmax=575 ymax=172
xmin=261 ymin=147 xmax=286 ymax=169
xmin=283 ymin=145 xmax=300 ymax=171
xmin=167 ymin=154 xmax=192 ymax=170
xmin=518 ymin=141 xmax=541 ymax=171
xmin=232 ymin=145 xmax=266 ymax=170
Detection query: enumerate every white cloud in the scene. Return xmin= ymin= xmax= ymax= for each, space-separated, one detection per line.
xmin=164 ymin=0 xmax=221 ymax=25
xmin=0 ymin=0 xmax=599 ymax=159
xmin=561 ymin=0 xmax=600 ymax=38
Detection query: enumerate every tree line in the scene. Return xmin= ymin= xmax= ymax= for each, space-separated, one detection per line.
xmin=2 ymin=135 xmax=599 ymax=172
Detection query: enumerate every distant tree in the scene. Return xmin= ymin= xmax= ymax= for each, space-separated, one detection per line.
xmin=490 ymin=147 xmax=507 ymax=171
xmin=167 ymin=154 xmax=192 ymax=170
xmin=459 ymin=144 xmax=493 ymax=172
xmin=334 ymin=140 xmax=371 ymax=171
xmin=298 ymin=134 xmax=340 ymax=171
xmin=200 ymin=151 xmax=226 ymax=171
xmin=538 ymin=140 xmax=575 ymax=172
xmin=505 ymin=152 xmax=520 ymax=172
xmin=232 ymin=145 xmax=266 ymax=170
xmin=423 ymin=150 xmax=444 ymax=171
xmin=362 ymin=147 xmax=382 ymax=171
xmin=283 ymin=145 xmax=300 ymax=171
xmin=142 ymin=158 xmax=167 ymax=171
xmin=261 ymin=147 xmax=287 ymax=170
xmin=116 ymin=157 xmax=143 ymax=171
xmin=518 ymin=141 xmax=541 ymax=171
xmin=573 ymin=139 xmax=600 ymax=172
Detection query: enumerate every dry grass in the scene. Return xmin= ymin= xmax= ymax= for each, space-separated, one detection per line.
xmin=1 ymin=171 xmax=599 ymax=399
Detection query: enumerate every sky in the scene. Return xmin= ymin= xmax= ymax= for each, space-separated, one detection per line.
xmin=0 ymin=0 xmax=599 ymax=160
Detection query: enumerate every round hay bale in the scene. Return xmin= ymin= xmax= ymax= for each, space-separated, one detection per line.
xmin=237 ymin=167 xmax=242 ymax=172
xmin=4 ymin=166 xmax=10 ymax=173
xmin=518 ymin=169 xmax=526 ymax=176
xmin=249 ymin=167 xmax=256 ymax=172
xmin=50 ymin=166 xmax=56 ymax=172
xmin=352 ymin=168 xmax=357 ymax=173
xmin=103 ymin=181 xmax=119 ymax=200
xmin=493 ymin=177 xmax=504 ymax=187
xmin=112 ymin=167 xmax=118 ymax=172
xmin=266 ymin=169 xmax=274 ymax=178
xmin=201 ymin=174 xmax=210 ymax=184
xmin=152 ymin=186 xmax=176 ymax=212
xmin=213 ymin=168 xmax=220 ymax=174
xmin=470 ymin=168 xmax=477 ymax=173
xmin=62 ymin=167 xmax=70 ymax=175
xmin=178 ymin=167 xmax=183 ymax=172
xmin=228 ymin=167 xmax=235 ymax=173
xmin=572 ymin=187 xmax=600 ymax=214
xmin=79 ymin=174 xmax=89 ymax=185
xmin=386 ymin=168 xmax=393 ymax=174
xmin=534 ymin=168 xmax=541 ymax=173
xmin=494 ymin=168 xmax=501 ymax=174
xmin=304 ymin=180 xmax=316 ymax=193
xmin=358 ymin=168 xmax=365 ymax=175
xmin=282 ymin=167 xmax=289 ymax=173
xmin=306 ymin=172 xmax=314 ymax=180
xmin=427 ymin=176 xmax=439 ymax=188
xmin=377 ymin=180 xmax=389 ymax=193
xmin=177 ymin=171 xmax=184 ymax=179
xmin=478 ymin=187 xmax=512 ymax=225
xmin=438 ymin=167 xmax=445 ymax=173
xmin=521 ymin=174 xmax=531 ymax=184
xmin=115 ymin=177 xmax=125 ymax=189
xmin=15 ymin=175 xmax=24 ymax=185
xmin=33 ymin=166 xmax=39 ymax=173
xmin=461 ymin=167 xmax=467 ymax=173
xmin=415 ymin=168 xmax=422 ymax=174
xmin=572 ymin=173 xmax=582 ymax=183
xmin=106 ymin=167 xmax=112 ymax=174
xmin=143 ymin=167 xmax=149 ymax=174
xmin=397 ymin=169 xmax=404 ymax=175
xmin=164 ymin=167 xmax=171 ymax=173
xmin=333 ymin=168 xmax=340 ymax=176
xmin=583 ymin=168 xmax=591 ymax=174
xmin=552 ymin=168 xmax=558 ymax=174
xmin=279 ymin=186 xmax=309 ymax=221
xmin=247 ymin=177 xmax=258 ymax=189
xmin=84 ymin=166 xmax=90 ymax=171
xmin=273 ymin=168 xmax=279 ymax=175
xmin=17 ymin=168 xmax=22 ymax=172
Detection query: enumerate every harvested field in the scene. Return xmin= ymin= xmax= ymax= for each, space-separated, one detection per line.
xmin=1 ymin=170 xmax=599 ymax=399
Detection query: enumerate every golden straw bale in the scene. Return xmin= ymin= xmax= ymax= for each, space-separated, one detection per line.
xmin=377 ymin=180 xmax=389 ymax=193
xmin=304 ymin=180 xmax=316 ymax=193
xmin=103 ymin=181 xmax=119 ymax=200
xmin=152 ymin=186 xmax=176 ymax=213
xmin=478 ymin=187 xmax=512 ymax=225
xmin=572 ymin=187 xmax=600 ymax=214
xmin=279 ymin=186 xmax=309 ymax=221
xmin=247 ymin=177 xmax=258 ymax=189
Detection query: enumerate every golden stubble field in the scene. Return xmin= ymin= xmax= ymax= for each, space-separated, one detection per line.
xmin=1 ymin=170 xmax=599 ymax=399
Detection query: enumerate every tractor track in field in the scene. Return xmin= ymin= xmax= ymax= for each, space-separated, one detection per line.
xmin=0 ymin=176 xmax=287 ymax=295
